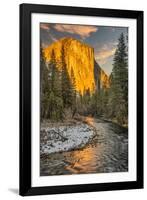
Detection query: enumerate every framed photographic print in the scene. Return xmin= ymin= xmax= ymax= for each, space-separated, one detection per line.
xmin=19 ymin=3 xmax=143 ymax=196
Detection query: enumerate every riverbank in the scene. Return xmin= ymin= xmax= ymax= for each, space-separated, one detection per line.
xmin=40 ymin=117 xmax=128 ymax=176
xmin=40 ymin=119 xmax=96 ymax=155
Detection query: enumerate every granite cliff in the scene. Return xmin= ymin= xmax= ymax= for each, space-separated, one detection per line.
xmin=43 ymin=37 xmax=110 ymax=94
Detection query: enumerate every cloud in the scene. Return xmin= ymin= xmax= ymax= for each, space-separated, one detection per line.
xmin=49 ymin=34 xmax=57 ymax=42
xmin=41 ymin=42 xmax=48 ymax=48
xmin=95 ymin=44 xmax=116 ymax=65
xmin=53 ymin=24 xmax=98 ymax=38
xmin=40 ymin=24 xmax=50 ymax=30
xmin=96 ymin=48 xmax=116 ymax=60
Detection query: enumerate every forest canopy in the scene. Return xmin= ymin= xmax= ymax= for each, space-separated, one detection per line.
xmin=40 ymin=33 xmax=128 ymax=126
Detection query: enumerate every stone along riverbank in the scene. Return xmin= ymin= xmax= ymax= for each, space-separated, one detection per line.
xmin=40 ymin=117 xmax=128 ymax=176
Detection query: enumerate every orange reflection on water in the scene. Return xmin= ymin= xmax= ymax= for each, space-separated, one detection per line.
xmin=65 ymin=144 xmax=103 ymax=174
xmin=64 ymin=117 xmax=103 ymax=174
xmin=84 ymin=116 xmax=95 ymax=127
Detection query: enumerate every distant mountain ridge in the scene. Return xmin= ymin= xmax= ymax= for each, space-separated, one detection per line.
xmin=43 ymin=37 xmax=110 ymax=94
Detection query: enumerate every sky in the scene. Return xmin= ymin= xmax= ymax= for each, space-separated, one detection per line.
xmin=40 ymin=23 xmax=128 ymax=75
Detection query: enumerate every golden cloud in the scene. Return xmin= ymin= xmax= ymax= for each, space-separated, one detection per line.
xmin=54 ymin=24 xmax=98 ymax=38
xmin=40 ymin=24 xmax=50 ymax=30
xmin=95 ymin=47 xmax=116 ymax=65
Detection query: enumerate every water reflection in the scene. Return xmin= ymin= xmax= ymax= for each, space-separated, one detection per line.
xmin=40 ymin=117 xmax=128 ymax=176
xmin=84 ymin=116 xmax=95 ymax=126
xmin=64 ymin=143 xmax=104 ymax=174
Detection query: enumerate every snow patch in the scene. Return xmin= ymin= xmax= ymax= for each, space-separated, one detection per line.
xmin=40 ymin=124 xmax=94 ymax=154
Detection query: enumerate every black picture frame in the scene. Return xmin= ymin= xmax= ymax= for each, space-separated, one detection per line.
xmin=19 ymin=3 xmax=144 ymax=196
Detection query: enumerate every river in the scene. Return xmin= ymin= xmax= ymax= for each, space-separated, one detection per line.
xmin=40 ymin=117 xmax=128 ymax=176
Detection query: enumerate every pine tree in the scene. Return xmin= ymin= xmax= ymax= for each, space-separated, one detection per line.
xmin=109 ymin=32 xmax=128 ymax=125
xmin=61 ymin=46 xmax=73 ymax=108
xmin=70 ymin=67 xmax=77 ymax=117
xmin=47 ymin=50 xmax=63 ymax=120
xmin=40 ymin=46 xmax=50 ymax=120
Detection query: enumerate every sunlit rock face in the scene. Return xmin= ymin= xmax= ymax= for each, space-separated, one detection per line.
xmin=43 ymin=37 xmax=110 ymax=94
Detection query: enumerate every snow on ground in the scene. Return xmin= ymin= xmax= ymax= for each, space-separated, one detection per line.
xmin=40 ymin=123 xmax=94 ymax=154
